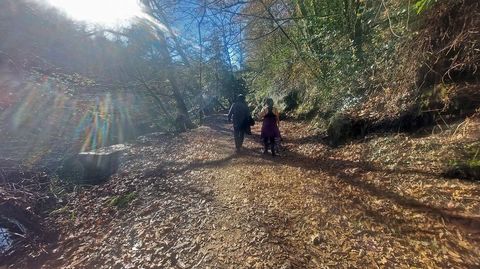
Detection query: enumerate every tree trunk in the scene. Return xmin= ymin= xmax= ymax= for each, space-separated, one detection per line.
xmin=156 ymin=31 xmax=195 ymax=129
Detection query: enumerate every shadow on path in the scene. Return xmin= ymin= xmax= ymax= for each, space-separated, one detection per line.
xmin=147 ymin=116 xmax=480 ymax=241
xmin=170 ymin=117 xmax=480 ymax=234
xmin=238 ymin=146 xmax=480 ymax=234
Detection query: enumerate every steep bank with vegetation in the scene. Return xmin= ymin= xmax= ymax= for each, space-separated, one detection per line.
xmin=244 ymin=0 xmax=479 ymax=143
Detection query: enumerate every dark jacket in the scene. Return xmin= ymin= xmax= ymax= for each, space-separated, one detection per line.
xmin=228 ymin=101 xmax=250 ymax=130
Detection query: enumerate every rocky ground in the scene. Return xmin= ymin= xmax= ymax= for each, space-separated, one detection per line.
xmin=5 ymin=114 xmax=480 ymax=268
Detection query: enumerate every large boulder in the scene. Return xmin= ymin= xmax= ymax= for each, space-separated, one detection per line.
xmin=327 ymin=113 xmax=355 ymax=146
xmin=60 ymin=144 xmax=129 ymax=184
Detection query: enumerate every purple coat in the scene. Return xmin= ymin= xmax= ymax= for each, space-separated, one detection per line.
xmin=261 ymin=111 xmax=280 ymax=138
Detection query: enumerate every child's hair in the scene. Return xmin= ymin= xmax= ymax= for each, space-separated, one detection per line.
xmin=265 ymin=98 xmax=274 ymax=109
xmin=264 ymin=98 xmax=275 ymax=115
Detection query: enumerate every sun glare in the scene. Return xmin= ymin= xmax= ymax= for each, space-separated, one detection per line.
xmin=45 ymin=0 xmax=144 ymax=26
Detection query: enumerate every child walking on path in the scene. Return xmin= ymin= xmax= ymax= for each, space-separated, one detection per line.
xmin=259 ymin=98 xmax=281 ymax=156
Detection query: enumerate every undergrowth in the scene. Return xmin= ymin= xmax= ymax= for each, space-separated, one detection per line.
xmin=446 ymin=142 xmax=480 ymax=181
xmin=108 ymin=192 xmax=137 ymax=209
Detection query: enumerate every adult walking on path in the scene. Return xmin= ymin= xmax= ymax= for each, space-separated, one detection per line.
xmin=227 ymin=94 xmax=252 ymax=152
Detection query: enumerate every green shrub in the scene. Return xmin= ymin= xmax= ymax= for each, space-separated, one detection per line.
xmin=109 ymin=192 xmax=137 ymax=208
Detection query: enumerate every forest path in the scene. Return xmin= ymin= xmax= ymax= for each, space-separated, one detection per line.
xmin=43 ymin=115 xmax=480 ymax=269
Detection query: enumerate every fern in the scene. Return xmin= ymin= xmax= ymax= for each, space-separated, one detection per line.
xmin=414 ymin=0 xmax=437 ymax=14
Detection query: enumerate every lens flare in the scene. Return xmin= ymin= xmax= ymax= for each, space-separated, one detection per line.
xmin=44 ymin=0 xmax=143 ymax=26
xmin=2 ymin=73 xmax=141 ymax=165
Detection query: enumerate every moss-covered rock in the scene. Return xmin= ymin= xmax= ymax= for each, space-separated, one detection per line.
xmin=327 ymin=113 xmax=354 ymax=146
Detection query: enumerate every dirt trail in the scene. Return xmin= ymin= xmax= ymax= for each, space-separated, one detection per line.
xmin=33 ymin=115 xmax=480 ymax=268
